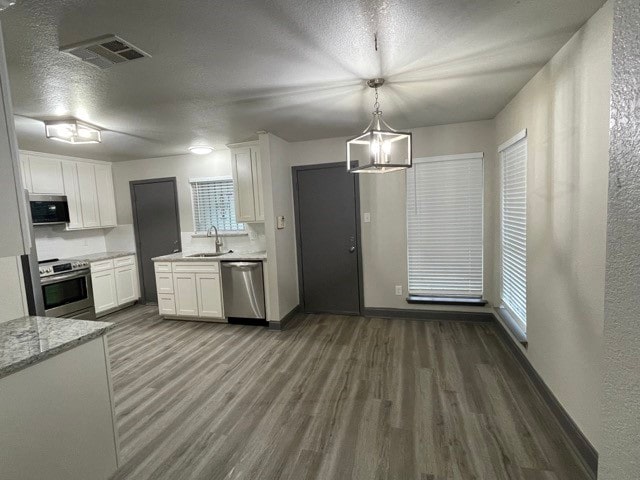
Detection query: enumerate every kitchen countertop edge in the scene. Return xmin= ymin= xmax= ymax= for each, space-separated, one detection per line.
xmin=0 ymin=317 xmax=115 ymax=380
xmin=152 ymin=251 xmax=267 ymax=262
xmin=64 ymin=251 xmax=136 ymax=263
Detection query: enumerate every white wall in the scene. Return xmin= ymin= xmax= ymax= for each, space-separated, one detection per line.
xmin=259 ymin=133 xmax=299 ymax=321
xmin=34 ymin=226 xmax=108 ymax=260
xmin=494 ymin=1 xmax=612 ymax=449
xmin=600 ymin=0 xmax=640 ymax=477
xmin=110 ymin=151 xmax=265 ymax=254
xmin=288 ymin=120 xmax=498 ymax=312
xmin=0 ymin=256 xmax=26 ymax=323
xmin=111 ymin=151 xmax=231 ymax=231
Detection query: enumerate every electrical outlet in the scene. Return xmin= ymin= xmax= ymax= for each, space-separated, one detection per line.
xmin=363 ymin=212 xmax=371 ymax=223
xmin=395 ymin=285 xmax=403 ymax=296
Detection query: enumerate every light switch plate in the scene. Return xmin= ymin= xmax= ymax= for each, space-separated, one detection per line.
xmin=277 ymin=216 xmax=285 ymax=229
xmin=395 ymin=285 xmax=403 ymax=296
xmin=363 ymin=212 xmax=371 ymax=223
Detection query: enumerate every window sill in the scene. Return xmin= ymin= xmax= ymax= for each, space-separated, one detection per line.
xmin=406 ymin=295 xmax=488 ymax=307
xmin=496 ymin=307 xmax=528 ymax=348
xmin=191 ymin=232 xmax=248 ymax=238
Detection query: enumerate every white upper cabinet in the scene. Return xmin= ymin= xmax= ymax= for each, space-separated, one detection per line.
xmin=61 ymin=161 xmax=83 ymax=230
xmin=94 ymin=164 xmax=117 ymax=227
xmin=19 ymin=153 xmax=32 ymax=192
xmin=229 ymin=142 xmax=264 ymax=223
xmin=251 ymin=148 xmax=264 ymax=222
xmin=23 ymin=152 xmax=118 ymax=230
xmin=76 ymin=162 xmax=101 ymax=228
xmin=29 ymin=155 xmax=64 ymax=195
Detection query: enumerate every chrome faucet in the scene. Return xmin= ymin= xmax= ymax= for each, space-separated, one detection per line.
xmin=207 ymin=225 xmax=224 ymax=253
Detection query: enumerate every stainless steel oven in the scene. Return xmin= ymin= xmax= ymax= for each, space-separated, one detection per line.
xmin=41 ymin=268 xmax=95 ymax=319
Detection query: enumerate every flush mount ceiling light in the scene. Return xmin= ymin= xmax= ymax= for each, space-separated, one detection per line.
xmin=44 ymin=119 xmax=102 ymax=144
xmin=188 ymin=145 xmax=214 ymax=155
xmin=346 ymin=77 xmax=412 ymax=174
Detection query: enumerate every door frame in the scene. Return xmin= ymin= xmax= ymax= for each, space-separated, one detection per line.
xmin=130 ymin=177 xmax=182 ymax=304
xmin=292 ymin=162 xmax=364 ymax=315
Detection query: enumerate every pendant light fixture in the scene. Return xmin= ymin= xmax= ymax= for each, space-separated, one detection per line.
xmin=346 ymin=35 xmax=412 ymax=174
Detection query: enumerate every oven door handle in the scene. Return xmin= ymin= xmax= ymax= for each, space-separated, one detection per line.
xmin=41 ymin=270 xmax=90 ymax=285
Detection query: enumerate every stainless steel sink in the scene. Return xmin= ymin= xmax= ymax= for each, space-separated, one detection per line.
xmin=186 ymin=252 xmax=228 ymax=258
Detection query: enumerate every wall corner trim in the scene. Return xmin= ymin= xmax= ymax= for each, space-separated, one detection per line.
xmin=492 ymin=313 xmax=598 ymax=479
xmin=268 ymin=304 xmax=301 ymax=331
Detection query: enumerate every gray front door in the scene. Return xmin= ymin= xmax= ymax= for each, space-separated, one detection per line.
xmin=293 ymin=163 xmax=362 ymax=315
xmin=130 ymin=178 xmax=181 ymax=304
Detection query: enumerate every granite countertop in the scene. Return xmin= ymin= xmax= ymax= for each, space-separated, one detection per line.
xmin=0 ymin=316 xmax=114 ymax=379
xmin=152 ymin=250 xmax=267 ymax=262
xmin=65 ymin=251 xmax=136 ymax=263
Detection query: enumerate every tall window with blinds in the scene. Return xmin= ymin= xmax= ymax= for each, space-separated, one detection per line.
xmin=190 ymin=177 xmax=244 ymax=233
xmin=407 ymin=153 xmax=484 ymax=297
xmin=499 ymin=132 xmax=527 ymax=330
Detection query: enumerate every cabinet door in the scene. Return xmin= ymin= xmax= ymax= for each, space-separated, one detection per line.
xmin=195 ymin=273 xmax=223 ymax=318
xmin=61 ymin=162 xmax=83 ymax=230
xmin=76 ymin=163 xmax=100 ymax=228
xmin=173 ymin=273 xmax=198 ymax=316
xmin=231 ymin=147 xmax=256 ymax=222
xmin=94 ymin=164 xmax=117 ymax=227
xmin=29 ymin=156 xmax=64 ymax=194
xmin=115 ymin=265 xmax=138 ymax=305
xmin=19 ymin=153 xmax=32 ymax=192
xmin=92 ymin=270 xmax=117 ymax=314
xmin=251 ymin=147 xmax=264 ymax=221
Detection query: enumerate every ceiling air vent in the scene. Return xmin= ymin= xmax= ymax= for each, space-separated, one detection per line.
xmin=60 ymin=34 xmax=150 ymax=69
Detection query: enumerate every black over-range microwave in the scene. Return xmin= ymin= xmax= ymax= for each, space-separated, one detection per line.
xmin=29 ymin=195 xmax=70 ymax=225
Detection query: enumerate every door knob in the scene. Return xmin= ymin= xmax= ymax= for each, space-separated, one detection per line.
xmin=349 ymin=246 xmax=356 ymax=253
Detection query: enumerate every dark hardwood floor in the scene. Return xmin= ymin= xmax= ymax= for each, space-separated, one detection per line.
xmin=106 ymin=305 xmax=590 ymax=480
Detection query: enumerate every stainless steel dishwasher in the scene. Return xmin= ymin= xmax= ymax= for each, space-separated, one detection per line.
xmin=221 ymin=261 xmax=266 ymax=319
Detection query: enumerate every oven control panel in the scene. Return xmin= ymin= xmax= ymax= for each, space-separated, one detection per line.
xmin=39 ymin=260 xmax=90 ymax=278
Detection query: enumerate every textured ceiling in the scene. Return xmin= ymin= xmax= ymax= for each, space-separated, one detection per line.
xmin=1 ymin=0 xmax=607 ymax=161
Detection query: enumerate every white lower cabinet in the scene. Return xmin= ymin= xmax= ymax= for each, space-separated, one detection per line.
xmin=196 ymin=273 xmax=223 ymax=318
xmin=173 ymin=273 xmax=199 ymax=316
xmin=158 ymin=294 xmax=176 ymax=315
xmin=92 ymin=270 xmax=117 ymax=314
xmin=155 ymin=261 xmax=224 ymax=321
xmin=115 ymin=265 xmax=138 ymax=305
xmin=92 ymin=255 xmax=140 ymax=316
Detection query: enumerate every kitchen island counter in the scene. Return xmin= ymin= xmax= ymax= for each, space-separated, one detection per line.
xmin=0 ymin=315 xmax=114 ymax=379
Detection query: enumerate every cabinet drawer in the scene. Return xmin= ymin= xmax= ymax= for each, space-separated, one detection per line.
xmin=158 ymin=294 xmax=176 ymax=316
xmin=154 ymin=262 xmax=172 ymax=273
xmin=172 ymin=262 xmax=219 ymax=274
xmin=91 ymin=259 xmax=114 ymax=272
xmin=114 ymin=255 xmax=135 ymax=267
xmin=155 ymin=273 xmax=174 ymax=294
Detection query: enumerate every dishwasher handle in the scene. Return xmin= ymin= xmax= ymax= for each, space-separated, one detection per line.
xmin=222 ymin=262 xmax=261 ymax=270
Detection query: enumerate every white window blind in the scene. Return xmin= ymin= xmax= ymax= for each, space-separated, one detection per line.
xmin=407 ymin=153 xmax=484 ymax=297
xmin=190 ymin=177 xmax=244 ymax=233
xmin=499 ymin=133 xmax=527 ymax=330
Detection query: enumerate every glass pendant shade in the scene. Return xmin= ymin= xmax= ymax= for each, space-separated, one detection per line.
xmin=347 ymin=113 xmax=412 ymax=173
xmin=44 ymin=119 xmax=102 ymax=144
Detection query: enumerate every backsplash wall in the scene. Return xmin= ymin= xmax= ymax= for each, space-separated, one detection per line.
xmin=35 ymin=222 xmax=266 ymax=262
xmin=34 ymin=226 xmax=108 ymax=260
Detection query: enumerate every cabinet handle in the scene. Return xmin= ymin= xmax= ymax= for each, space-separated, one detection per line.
xmin=349 ymin=246 xmax=356 ymax=253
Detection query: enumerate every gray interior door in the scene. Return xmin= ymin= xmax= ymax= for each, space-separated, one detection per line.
xmin=131 ymin=178 xmax=181 ymax=304
xmin=294 ymin=163 xmax=361 ymax=315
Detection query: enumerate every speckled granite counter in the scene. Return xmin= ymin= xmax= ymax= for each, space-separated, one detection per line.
xmin=152 ymin=250 xmax=267 ymax=262
xmin=65 ymin=251 xmax=135 ymax=262
xmin=0 ymin=316 xmax=114 ymax=378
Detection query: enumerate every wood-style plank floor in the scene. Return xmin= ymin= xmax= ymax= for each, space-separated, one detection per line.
xmin=107 ymin=305 xmax=590 ymax=480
